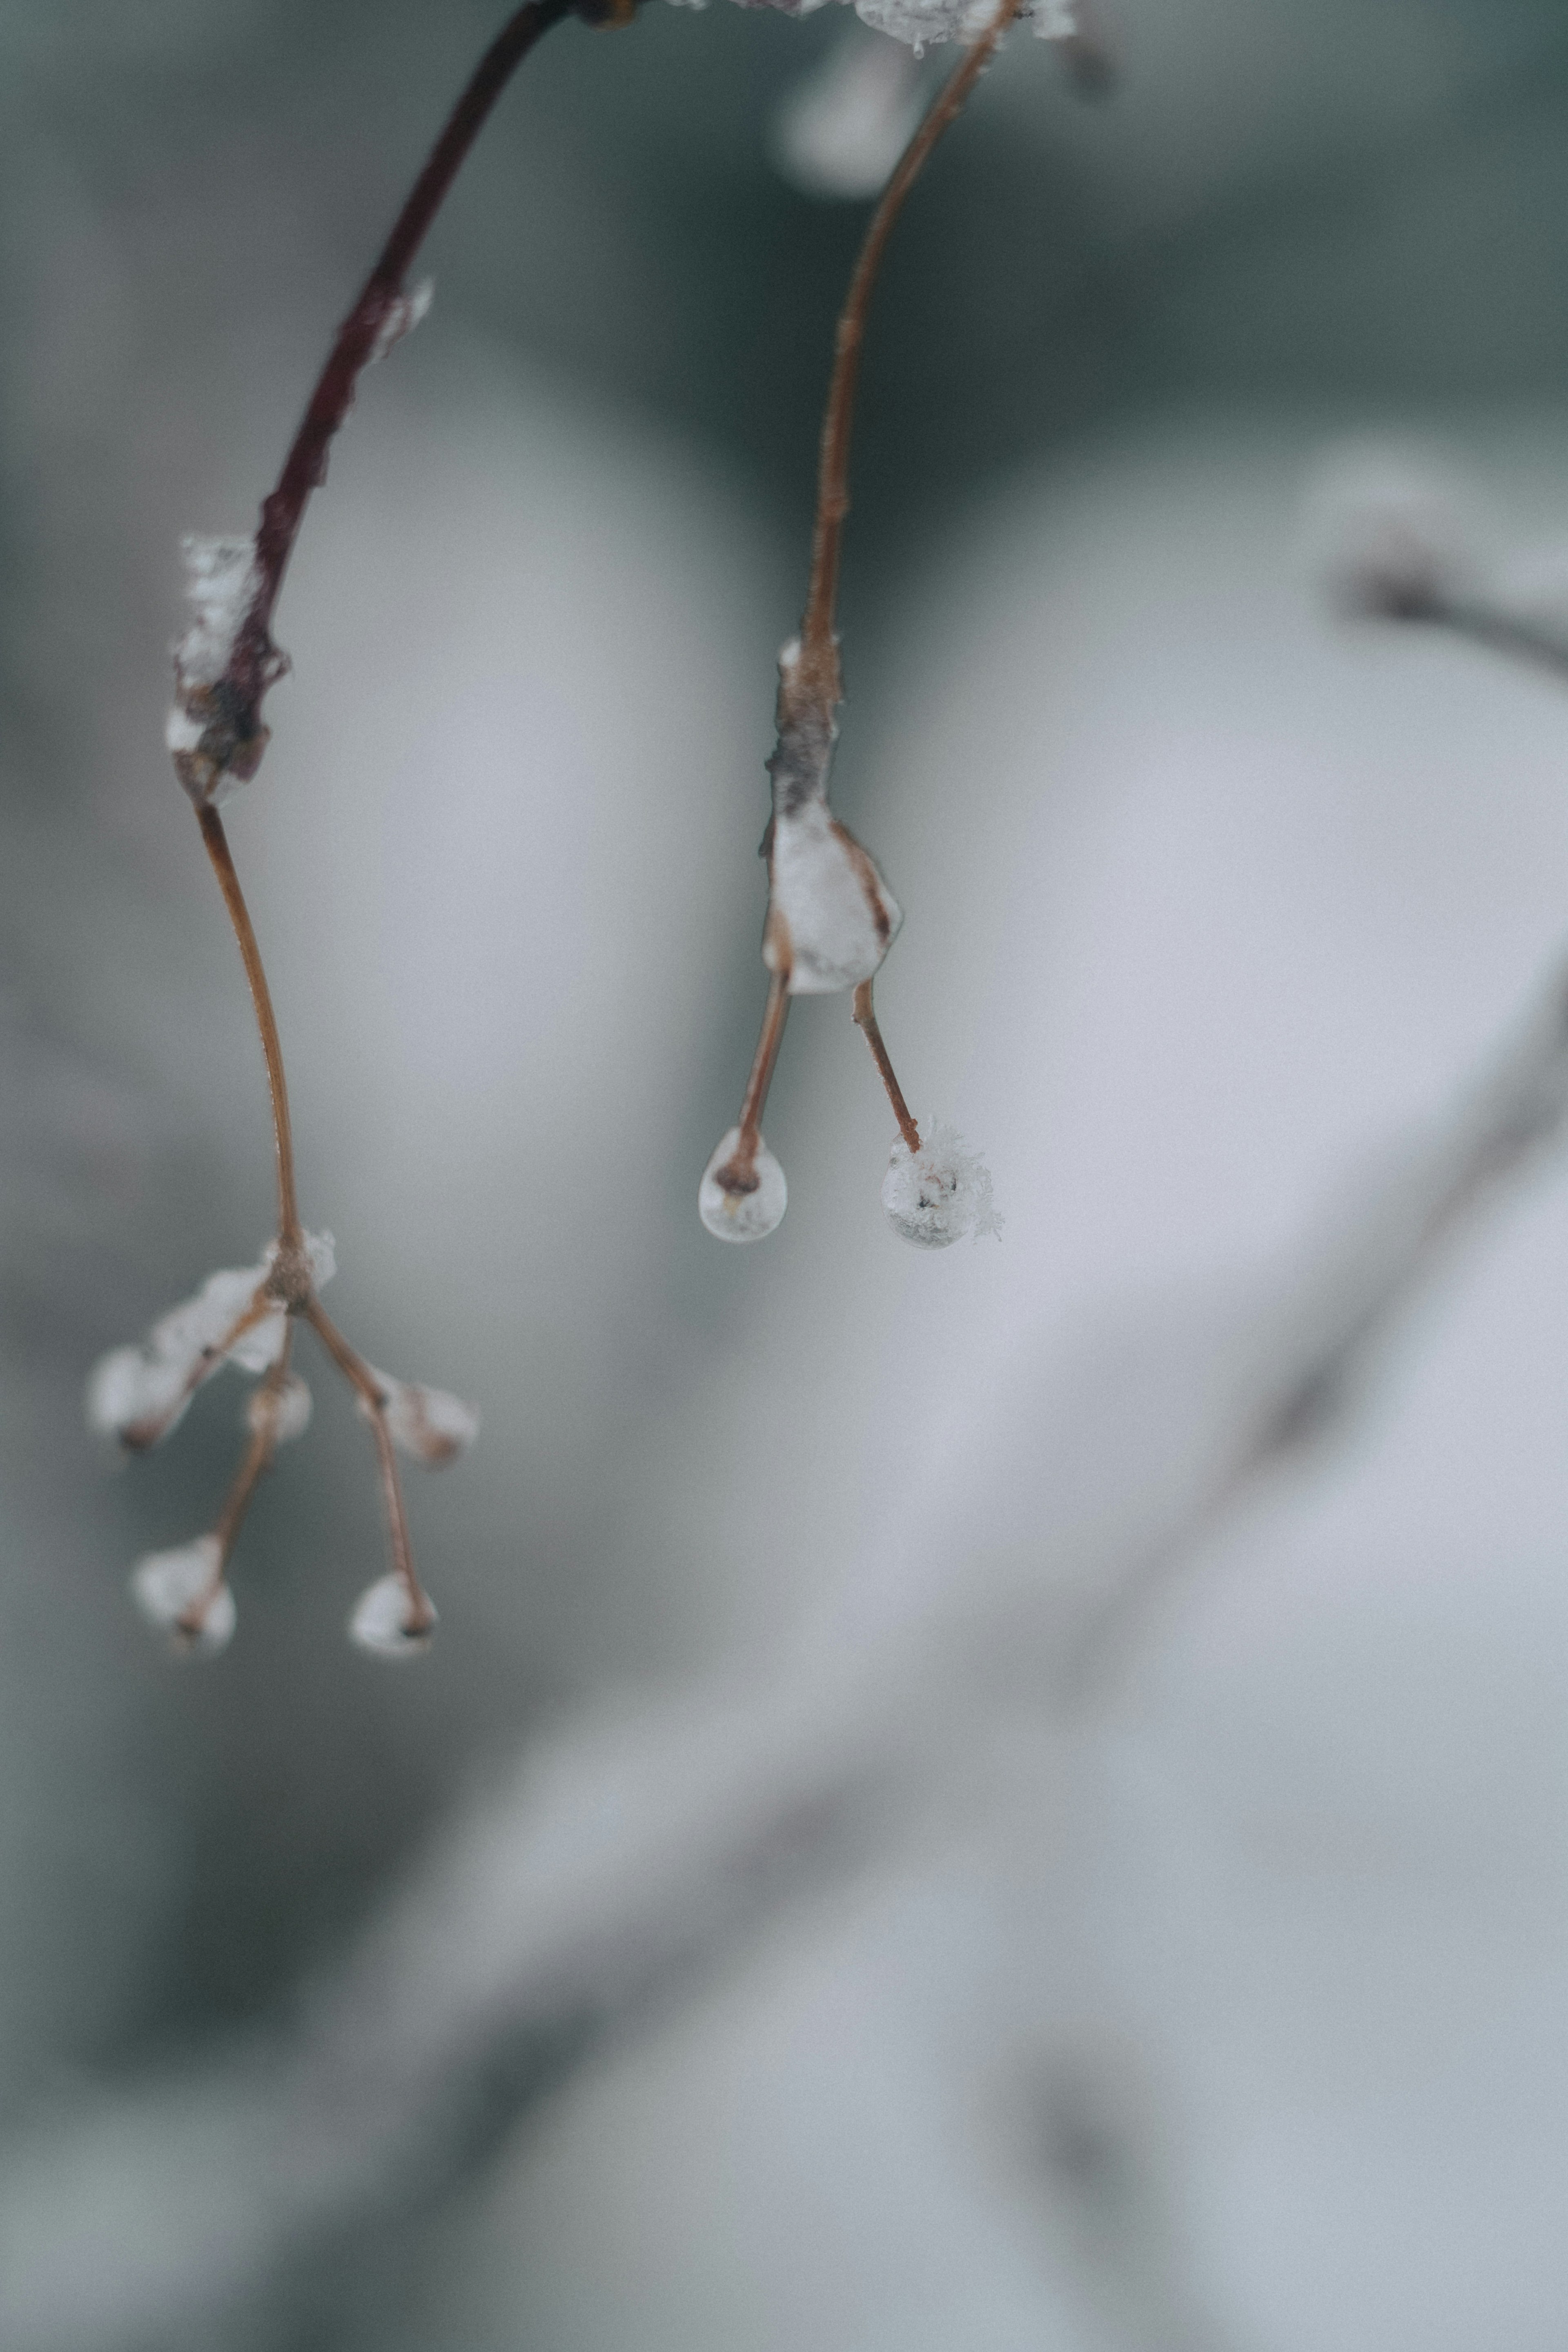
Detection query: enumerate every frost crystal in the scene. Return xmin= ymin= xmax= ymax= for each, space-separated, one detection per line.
xmin=699 ymin=1127 xmax=788 ymax=1242
xmin=700 ymin=0 xmax=1072 ymax=47
xmin=854 ymin=0 xmax=1000 ymax=45
xmin=366 ymin=1372 xmax=480 ymax=1466
xmin=86 ymin=1230 xmax=335 ymax=1450
xmin=881 ymin=1122 xmax=1000 ymax=1247
xmin=768 ymin=798 xmax=903 ymax=995
xmin=130 ymin=1538 xmax=236 ymax=1658
xmin=173 ymin=535 xmax=259 ymax=692
xmin=368 ymin=278 xmax=433 ymax=365
xmin=349 ymin=1574 xmax=437 ymax=1661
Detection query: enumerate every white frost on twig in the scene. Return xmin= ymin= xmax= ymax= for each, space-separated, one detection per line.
xmin=367 ymin=278 xmax=434 ymax=366
xmin=85 ymin=1231 xmax=335 ymax=1450
xmin=708 ymin=0 xmax=1071 ymax=49
xmin=769 ymin=796 xmax=903 ymax=993
xmin=170 ymin=534 xmax=260 ymax=693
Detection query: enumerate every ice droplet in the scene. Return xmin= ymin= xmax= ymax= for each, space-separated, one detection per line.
xmin=699 ymin=1126 xmax=788 ymax=1243
xmin=349 ymin=1574 xmax=437 ymax=1661
xmin=130 ymin=1538 xmax=236 ymax=1657
xmin=881 ymin=1123 xmax=1000 ymax=1248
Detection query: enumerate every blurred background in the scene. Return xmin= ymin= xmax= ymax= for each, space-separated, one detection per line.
xmin=2 ymin=0 xmax=1568 ymax=2345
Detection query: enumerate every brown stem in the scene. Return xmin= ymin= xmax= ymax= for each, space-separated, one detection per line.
xmin=225 ymin=0 xmax=582 ymax=720
xmin=852 ymin=980 xmax=921 ymax=1154
xmin=175 ymin=1339 xmax=294 ymax=1637
xmin=305 ymin=1300 xmax=435 ymax=1637
xmin=792 ymin=0 xmax=1023 ymax=716
xmin=198 ymin=806 xmax=302 ymax=1248
xmin=735 ymin=968 xmax=792 ymax=1161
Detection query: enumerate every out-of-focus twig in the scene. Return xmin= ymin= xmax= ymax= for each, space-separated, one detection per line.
xmin=17 ymin=937 xmax=1568 ymax=2345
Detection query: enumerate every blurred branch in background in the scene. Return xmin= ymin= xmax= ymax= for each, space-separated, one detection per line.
xmin=7 ymin=771 xmax=1568 ymax=2345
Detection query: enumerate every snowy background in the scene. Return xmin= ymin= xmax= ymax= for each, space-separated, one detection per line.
xmin=1 ymin=1 xmax=1566 ymax=2346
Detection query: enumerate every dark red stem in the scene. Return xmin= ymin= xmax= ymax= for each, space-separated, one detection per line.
xmin=227 ymin=0 xmax=579 ymax=714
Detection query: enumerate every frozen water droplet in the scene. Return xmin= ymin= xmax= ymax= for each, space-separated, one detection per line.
xmin=130 ymin=1538 xmax=235 ymax=1657
xmin=349 ymin=1573 xmax=437 ymax=1661
xmin=699 ymin=1126 xmax=787 ymax=1243
xmin=881 ymin=1123 xmax=1000 ymax=1248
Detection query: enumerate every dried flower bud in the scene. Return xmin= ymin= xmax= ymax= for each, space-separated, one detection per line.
xmin=767 ymin=802 xmax=902 ymax=995
xmin=881 ymin=1122 xmax=1000 ymax=1247
xmin=699 ymin=1126 xmax=788 ymax=1242
xmin=130 ymin=1538 xmax=236 ymax=1658
xmin=349 ymin=1574 xmax=437 ymax=1661
xmin=364 ymin=1372 xmax=480 ymax=1466
xmin=247 ymin=1370 xmax=313 ymax=1445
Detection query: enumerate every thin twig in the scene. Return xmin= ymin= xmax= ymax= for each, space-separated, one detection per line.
xmin=1401 ymin=590 xmax=1568 ymax=685
xmin=172 ymin=1339 xmax=296 ymax=1641
xmin=198 ymin=806 xmax=303 ymax=1249
xmin=739 ymin=970 xmax=792 ymax=1152
xmin=306 ymin=1299 xmax=434 ymax=1636
xmin=852 ymin=980 xmax=921 ymax=1152
xmin=791 ymin=0 xmax=1023 ymax=718
xmin=226 ymin=0 xmax=581 ymax=726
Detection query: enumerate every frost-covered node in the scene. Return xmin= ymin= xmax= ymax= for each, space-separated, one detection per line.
xmin=87 ymin=1232 xmax=336 ymax=1452
xmin=166 ymin=533 xmax=282 ymax=806
xmin=677 ymin=0 xmax=1076 ymax=55
xmin=700 ymin=1127 xmax=789 ymax=1242
xmin=882 ymin=1123 xmax=1000 ymax=1246
xmin=350 ymin=1575 xmax=437 ymax=1661
xmin=131 ymin=1540 xmax=236 ymax=1659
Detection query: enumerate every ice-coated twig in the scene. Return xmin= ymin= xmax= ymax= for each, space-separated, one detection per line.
xmin=37 ymin=909 xmax=1568 ymax=2348
xmin=171 ymin=0 xmax=639 ymax=807
xmin=704 ymin=0 xmax=1019 ymax=1237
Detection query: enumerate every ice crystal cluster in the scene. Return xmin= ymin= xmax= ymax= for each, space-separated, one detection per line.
xmin=881 ymin=1122 xmax=1000 ymax=1246
xmin=683 ymin=0 xmax=1075 ymax=54
xmin=88 ymin=1236 xmax=478 ymax=1660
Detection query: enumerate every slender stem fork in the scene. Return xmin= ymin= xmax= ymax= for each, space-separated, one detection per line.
xmin=307 ymin=1300 xmax=436 ymax=1637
